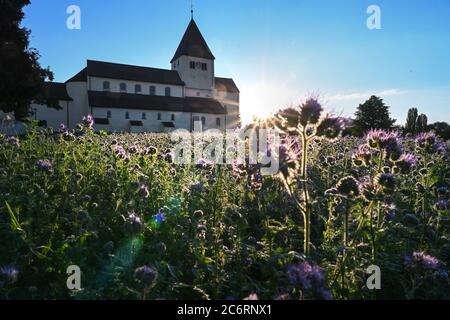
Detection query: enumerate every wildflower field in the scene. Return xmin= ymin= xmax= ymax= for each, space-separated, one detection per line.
xmin=1 ymin=102 xmax=449 ymax=300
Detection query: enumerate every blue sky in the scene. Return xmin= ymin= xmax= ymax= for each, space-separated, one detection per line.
xmin=23 ymin=0 xmax=450 ymax=124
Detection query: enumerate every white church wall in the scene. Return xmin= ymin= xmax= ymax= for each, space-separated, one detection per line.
xmin=66 ymin=81 xmax=89 ymax=129
xmin=31 ymin=101 xmax=69 ymax=130
xmin=92 ymin=108 xmax=192 ymax=132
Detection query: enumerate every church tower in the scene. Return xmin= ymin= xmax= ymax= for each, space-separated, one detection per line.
xmin=171 ymin=18 xmax=216 ymax=98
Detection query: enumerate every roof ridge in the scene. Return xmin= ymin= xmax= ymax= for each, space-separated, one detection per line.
xmin=87 ymin=60 xmax=176 ymax=73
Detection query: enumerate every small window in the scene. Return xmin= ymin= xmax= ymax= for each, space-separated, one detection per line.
xmin=149 ymin=86 xmax=156 ymax=95
xmin=157 ymin=112 xmax=161 ymax=120
xmin=125 ymin=112 xmax=129 ymax=119
xmin=201 ymin=63 xmax=207 ymax=71
xmin=135 ymin=84 xmax=141 ymax=94
xmin=190 ymin=61 xmax=195 ymax=69
xmin=216 ymin=117 xmax=221 ymax=126
xmin=171 ymin=114 xmax=175 ymax=121
xmin=201 ymin=116 xmax=206 ymax=126
xmin=165 ymin=87 xmax=171 ymax=97
xmin=120 ymin=83 xmax=127 ymax=92
xmin=107 ymin=111 xmax=112 ymax=118
xmin=103 ymin=81 xmax=110 ymax=91
xmin=142 ymin=112 xmax=146 ymax=120
xmin=196 ymin=92 xmax=200 ymax=97
xmin=196 ymin=62 xmax=201 ymax=69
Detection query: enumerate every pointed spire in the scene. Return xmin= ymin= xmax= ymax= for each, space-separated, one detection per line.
xmin=171 ymin=18 xmax=215 ymax=63
xmin=190 ymin=0 xmax=194 ymax=20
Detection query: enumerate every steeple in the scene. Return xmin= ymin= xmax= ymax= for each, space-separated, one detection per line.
xmin=170 ymin=18 xmax=215 ymax=63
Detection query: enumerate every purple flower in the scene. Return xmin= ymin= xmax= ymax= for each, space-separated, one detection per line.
xmin=434 ymin=199 xmax=450 ymax=211
xmin=82 ymin=115 xmax=94 ymax=129
xmin=366 ymin=130 xmax=400 ymax=151
xmin=5 ymin=136 xmax=20 ymax=148
xmin=0 ymin=265 xmax=19 ymax=284
xmin=299 ymin=98 xmax=323 ymax=126
xmin=139 ymin=184 xmax=150 ymax=198
xmin=415 ymin=132 xmax=446 ymax=154
xmin=404 ymin=251 xmax=440 ymax=271
xmin=394 ymin=153 xmax=416 ymax=174
xmin=315 ymin=117 xmax=345 ymax=141
xmin=37 ymin=159 xmax=52 ymax=171
xmin=352 ymin=144 xmax=373 ymax=167
xmin=134 ymin=265 xmax=157 ymax=287
xmin=154 ymin=211 xmax=165 ymax=224
xmin=287 ymin=262 xmax=325 ymax=290
xmin=128 ymin=212 xmax=143 ymax=232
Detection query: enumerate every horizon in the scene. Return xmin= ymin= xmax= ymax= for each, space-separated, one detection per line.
xmin=23 ymin=0 xmax=450 ymax=125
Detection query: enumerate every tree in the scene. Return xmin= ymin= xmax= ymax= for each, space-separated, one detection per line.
xmin=0 ymin=0 xmax=54 ymax=120
xmin=429 ymin=122 xmax=450 ymax=140
xmin=416 ymin=114 xmax=428 ymax=133
xmin=352 ymin=95 xmax=396 ymax=136
xmin=404 ymin=108 xmax=418 ymax=134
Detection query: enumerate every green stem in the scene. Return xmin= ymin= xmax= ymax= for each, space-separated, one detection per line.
xmin=301 ymin=132 xmax=310 ymax=256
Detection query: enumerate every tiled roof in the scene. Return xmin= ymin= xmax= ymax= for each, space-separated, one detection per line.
xmin=88 ymin=91 xmax=227 ymax=114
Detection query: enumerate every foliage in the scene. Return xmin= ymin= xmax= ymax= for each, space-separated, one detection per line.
xmin=0 ymin=112 xmax=449 ymax=300
xmin=352 ymin=96 xmax=396 ymax=137
xmin=0 ymin=0 xmax=54 ymax=120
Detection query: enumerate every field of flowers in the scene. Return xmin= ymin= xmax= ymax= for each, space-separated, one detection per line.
xmin=1 ymin=101 xmax=449 ymax=300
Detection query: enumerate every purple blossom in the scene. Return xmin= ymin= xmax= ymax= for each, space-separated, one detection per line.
xmin=287 ymin=261 xmax=327 ymax=291
xmin=154 ymin=211 xmax=165 ymax=224
xmin=315 ymin=116 xmax=345 ymax=141
xmin=352 ymin=144 xmax=372 ymax=167
xmin=0 ymin=265 xmax=19 ymax=284
xmin=366 ymin=130 xmax=400 ymax=151
xmin=434 ymin=199 xmax=450 ymax=211
xmin=299 ymin=98 xmax=323 ymax=126
xmin=139 ymin=184 xmax=150 ymax=198
xmin=5 ymin=136 xmax=20 ymax=148
xmin=404 ymin=251 xmax=440 ymax=271
xmin=37 ymin=159 xmax=52 ymax=171
xmin=134 ymin=265 xmax=157 ymax=287
xmin=128 ymin=212 xmax=143 ymax=232
xmin=395 ymin=153 xmax=416 ymax=174
xmin=82 ymin=115 xmax=94 ymax=129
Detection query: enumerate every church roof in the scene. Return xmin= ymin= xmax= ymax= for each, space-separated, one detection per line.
xmin=215 ymin=77 xmax=239 ymax=93
xmin=86 ymin=60 xmax=185 ymax=86
xmin=66 ymin=68 xmax=87 ymax=82
xmin=44 ymin=82 xmax=73 ymax=101
xmin=171 ymin=19 xmax=215 ymax=63
xmin=88 ymin=91 xmax=227 ymax=114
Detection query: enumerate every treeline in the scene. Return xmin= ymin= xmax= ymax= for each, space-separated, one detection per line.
xmin=270 ymin=95 xmax=450 ymax=140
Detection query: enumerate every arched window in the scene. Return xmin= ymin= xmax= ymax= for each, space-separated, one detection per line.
xmin=157 ymin=112 xmax=161 ymax=121
xmin=135 ymin=84 xmax=142 ymax=94
xmin=142 ymin=112 xmax=146 ymax=120
xmin=201 ymin=116 xmax=206 ymax=126
xmin=171 ymin=114 xmax=175 ymax=121
xmin=119 ymin=83 xmax=127 ymax=92
xmin=216 ymin=117 xmax=221 ymax=126
xmin=165 ymin=87 xmax=171 ymax=97
xmin=107 ymin=111 xmax=112 ymax=118
xmin=149 ymin=86 xmax=156 ymax=95
xmin=125 ymin=112 xmax=129 ymax=119
xmin=103 ymin=81 xmax=110 ymax=91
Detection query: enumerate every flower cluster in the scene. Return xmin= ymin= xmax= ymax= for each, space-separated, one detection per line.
xmin=287 ymin=261 xmax=333 ymax=300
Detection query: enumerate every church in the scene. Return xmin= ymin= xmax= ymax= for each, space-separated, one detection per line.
xmin=13 ymin=17 xmax=240 ymax=133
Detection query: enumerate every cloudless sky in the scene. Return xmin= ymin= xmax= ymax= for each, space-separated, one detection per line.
xmin=23 ymin=0 xmax=450 ymax=124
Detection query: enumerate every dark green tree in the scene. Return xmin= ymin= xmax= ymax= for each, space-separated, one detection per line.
xmin=404 ymin=107 xmax=418 ymax=134
xmin=429 ymin=122 xmax=450 ymax=140
xmin=416 ymin=114 xmax=428 ymax=133
xmin=0 ymin=0 xmax=54 ymax=120
xmin=352 ymin=95 xmax=396 ymax=136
